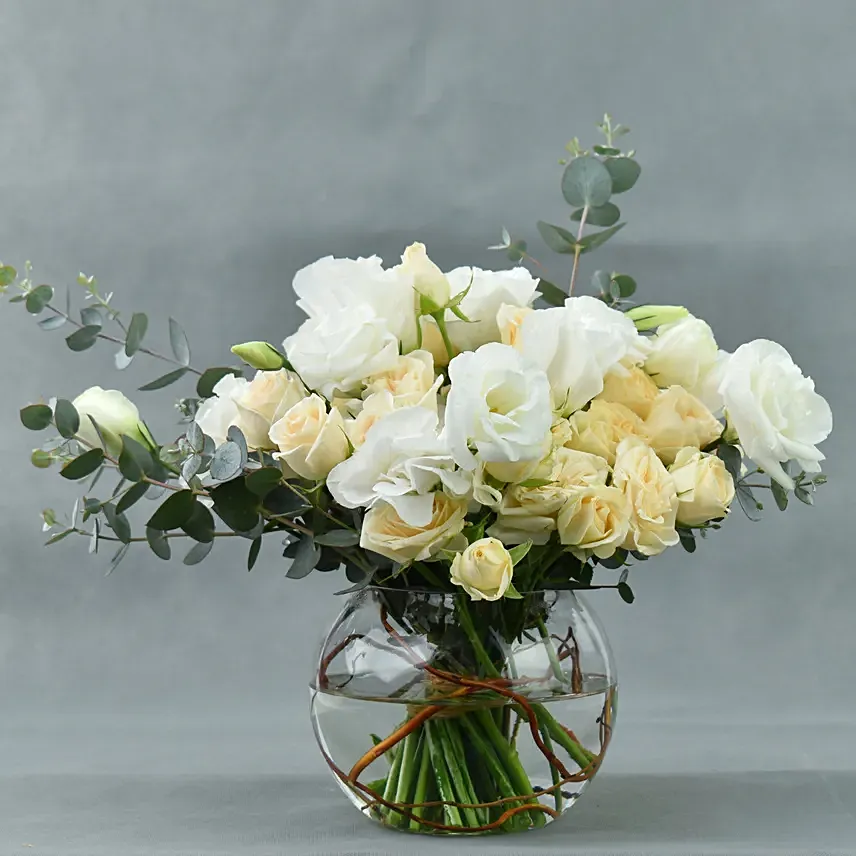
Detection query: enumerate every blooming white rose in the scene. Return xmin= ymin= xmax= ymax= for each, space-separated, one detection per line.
xmin=557 ymin=486 xmax=631 ymax=559
xmin=444 ymin=267 xmax=540 ymax=351
xmin=327 ymin=406 xmax=471 ymax=526
xmin=450 ymin=538 xmax=515 ymax=601
xmin=269 ymin=394 xmax=349 ymax=480
xmin=284 ymin=304 xmax=401 ymax=398
xmin=360 ymin=492 xmax=468 ymax=563
xmin=443 ymin=342 xmax=552 ymax=470
xmin=565 ymin=400 xmax=647 ymax=467
xmin=717 ymin=340 xmax=832 ymax=489
xmin=612 ymin=437 xmax=679 ymax=556
xmin=195 ymin=370 xmax=305 ymax=450
xmin=645 ymin=315 xmax=726 ymax=411
xmin=517 ymin=296 xmax=650 ymax=414
xmin=597 ymin=365 xmax=661 ymax=419
xmin=669 ymin=447 xmax=735 ymax=526
xmin=483 ymin=431 xmax=552 ymax=484
xmin=72 ymin=387 xmax=154 ymax=455
xmin=344 ymin=391 xmax=396 ymax=449
xmin=291 ymin=254 xmax=417 ymax=347
xmin=398 ymin=242 xmax=450 ymax=308
xmin=645 ymin=386 xmax=723 ymax=465
xmin=362 ymin=350 xmax=442 ymax=411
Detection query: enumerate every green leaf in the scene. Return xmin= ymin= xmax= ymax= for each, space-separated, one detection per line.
xmin=118 ymin=436 xmax=155 ymax=481
xmin=592 ymin=269 xmax=611 ymax=298
xmin=183 ymin=540 xmax=213 ymax=565
xmin=794 ymin=485 xmax=814 ymax=506
xmin=517 ymin=478 xmax=553 ymax=488
xmin=181 ymin=500 xmax=215 ymax=543
xmin=536 ymin=221 xmax=577 ymax=254
xmin=181 ymin=454 xmax=202 ymax=483
xmin=770 ymin=479 xmax=789 ymax=511
xmin=210 ymin=479 xmax=261 ymax=533
xmin=53 ymin=399 xmax=80 ymax=439
xmin=186 ymin=422 xmax=204 ymax=453
xmin=60 ymin=448 xmax=104 ymax=480
xmin=25 ymin=284 xmax=54 ymax=315
xmin=536 ymin=278 xmax=567 ymax=307
xmin=245 ymin=467 xmax=284 ymax=497
xmin=717 ymin=444 xmax=743 ymax=483
xmin=125 ymin=312 xmax=148 ymax=357
xmin=146 ymin=527 xmax=171 ymax=560
xmin=0 ymin=265 xmax=16 ymax=286
xmin=678 ymin=530 xmax=697 ymax=553
xmin=45 ymin=529 xmax=75 ymax=546
xmin=736 ymin=483 xmax=763 ymax=521
xmin=209 ymin=441 xmax=244 ymax=481
xmin=116 ymin=481 xmax=149 ymax=515
xmin=20 ymin=404 xmax=53 ymax=431
xmin=38 ymin=315 xmax=67 ymax=331
xmin=147 ymin=489 xmax=196 ymax=530
xmin=169 ymin=318 xmax=191 ymax=365
xmin=617 ymin=581 xmax=635 ymax=604
xmin=66 ymin=325 xmax=101 ymax=352
xmin=561 ymin=155 xmax=613 ymax=207
xmin=286 ymin=535 xmax=321 ymax=579
xmin=106 ymin=543 xmax=131 ymax=575
xmin=102 ymin=503 xmax=132 ymax=544
xmin=598 ymin=548 xmax=628 ymax=570
xmin=577 ymin=223 xmax=625 ymax=254
xmin=80 ymin=307 xmax=103 ymax=328
xmin=197 ymin=367 xmax=242 ymax=399
xmin=503 ymin=582 xmax=523 ymax=600
xmin=611 ymin=274 xmax=637 ymax=298
xmin=247 ymin=537 xmax=262 ymax=571
xmin=313 ymin=530 xmax=360 ymax=548
xmin=592 ymin=144 xmax=621 ymax=156
xmin=603 ymin=157 xmax=641 ymax=194
xmin=506 ymin=239 xmax=527 ymax=263
xmin=226 ymin=426 xmax=249 ymax=465
xmin=138 ymin=367 xmax=189 ymax=391
xmin=261 ymin=485 xmax=309 ymax=517
xmin=507 ymin=541 xmax=532 ymax=566
xmin=571 ymin=202 xmax=620 ymax=227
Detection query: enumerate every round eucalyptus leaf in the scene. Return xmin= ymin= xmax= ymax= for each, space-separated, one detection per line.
xmin=603 ymin=157 xmax=641 ymax=194
xmin=54 ymin=399 xmax=80 ymax=439
xmin=570 ymin=202 xmax=620 ymax=227
xmin=20 ymin=404 xmax=53 ymax=431
xmin=183 ymin=540 xmax=214 ymax=566
xmin=561 ymin=155 xmax=613 ymax=208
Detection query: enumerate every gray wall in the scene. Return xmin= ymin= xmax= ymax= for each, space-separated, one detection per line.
xmin=1 ymin=0 xmax=854 ymax=827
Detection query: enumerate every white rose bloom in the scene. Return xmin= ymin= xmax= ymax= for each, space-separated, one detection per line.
xmin=517 ymin=296 xmax=650 ymax=414
xmin=718 ymin=339 xmax=832 ymax=489
xmin=269 ymin=394 xmax=349 ymax=480
xmin=612 ymin=437 xmax=680 ymax=557
xmin=450 ymin=538 xmax=515 ymax=602
xmin=443 ymin=342 xmax=552 ymax=470
xmin=645 ymin=315 xmax=726 ymax=411
xmin=596 ymin=364 xmax=661 ymax=419
xmin=360 ymin=493 xmax=468 ymax=563
xmin=292 ymin=254 xmax=417 ymax=347
xmin=327 ymin=406 xmax=471 ymax=527
xmin=284 ymin=304 xmax=401 ymax=398
xmin=344 ymin=391 xmax=396 ymax=449
xmin=72 ymin=387 xmax=154 ymax=455
xmin=645 ymin=386 xmax=724 ymax=465
xmin=362 ymin=350 xmax=442 ymax=411
xmin=444 ymin=267 xmax=540 ymax=352
xmin=669 ymin=447 xmax=735 ymax=526
xmin=557 ymin=485 xmax=631 ymax=559
xmin=195 ymin=370 xmax=305 ymax=450
xmin=565 ymin=400 xmax=648 ymax=467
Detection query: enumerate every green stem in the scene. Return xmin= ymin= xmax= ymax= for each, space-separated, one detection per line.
xmin=381 ymin=735 xmax=404 ymax=825
xmin=434 ymin=720 xmax=482 ymax=828
xmin=456 ymin=595 xmax=502 ymax=679
xmin=391 ymin=729 xmax=420 ymax=828
xmin=424 ymin=721 xmax=464 ymax=828
xmin=538 ymin=721 xmax=563 ymax=814
xmin=536 ymin=617 xmax=566 ymax=684
xmin=409 ymin=731 xmax=432 ymax=831
xmin=431 ymin=311 xmax=456 ymax=363
xmin=531 ymin=703 xmax=595 ymax=769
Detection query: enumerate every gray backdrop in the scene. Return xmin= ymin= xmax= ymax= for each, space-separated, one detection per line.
xmin=1 ymin=2 xmax=854 ymax=854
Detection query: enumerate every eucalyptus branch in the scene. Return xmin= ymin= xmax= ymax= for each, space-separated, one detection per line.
xmin=568 ymin=204 xmax=589 ymax=297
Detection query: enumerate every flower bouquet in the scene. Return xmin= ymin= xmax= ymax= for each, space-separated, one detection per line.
xmin=4 ymin=115 xmax=832 ymax=835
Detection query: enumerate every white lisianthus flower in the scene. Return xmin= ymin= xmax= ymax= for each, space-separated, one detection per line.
xmin=496 ymin=303 xmax=533 ymax=348
xmin=291 ymin=255 xmax=417 ymax=348
xmin=450 ymin=538 xmax=515 ymax=602
xmin=443 ymin=342 xmax=552 ymax=470
xmin=269 ymin=394 xmax=349 ymax=480
xmin=717 ymin=340 xmax=832 ymax=489
xmin=284 ymin=304 xmax=401 ymax=398
xmin=360 ymin=493 xmax=468 ymax=563
xmin=645 ymin=386 xmax=724 ymax=465
xmin=444 ymin=267 xmax=540 ymax=351
xmin=565 ymin=400 xmax=648 ymax=467
xmin=362 ymin=350 xmax=442 ymax=411
xmin=195 ymin=370 xmax=305 ymax=450
xmin=645 ymin=315 xmax=726 ymax=411
xmin=612 ymin=437 xmax=680 ymax=557
xmin=327 ymin=406 xmax=471 ymax=527
xmin=557 ymin=486 xmax=631 ymax=559
xmin=72 ymin=387 xmax=154 ymax=455
xmin=517 ymin=296 xmax=650 ymax=415
xmin=596 ymin=364 xmax=661 ymax=419
xmin=669 ymin=447 xmax=735 ymax=526
xmin=398 ymin=242 xmax=450 ymax=308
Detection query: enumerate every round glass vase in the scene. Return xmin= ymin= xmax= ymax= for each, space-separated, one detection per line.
xmin=310 ymin=585 xmax=616 ymax=836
